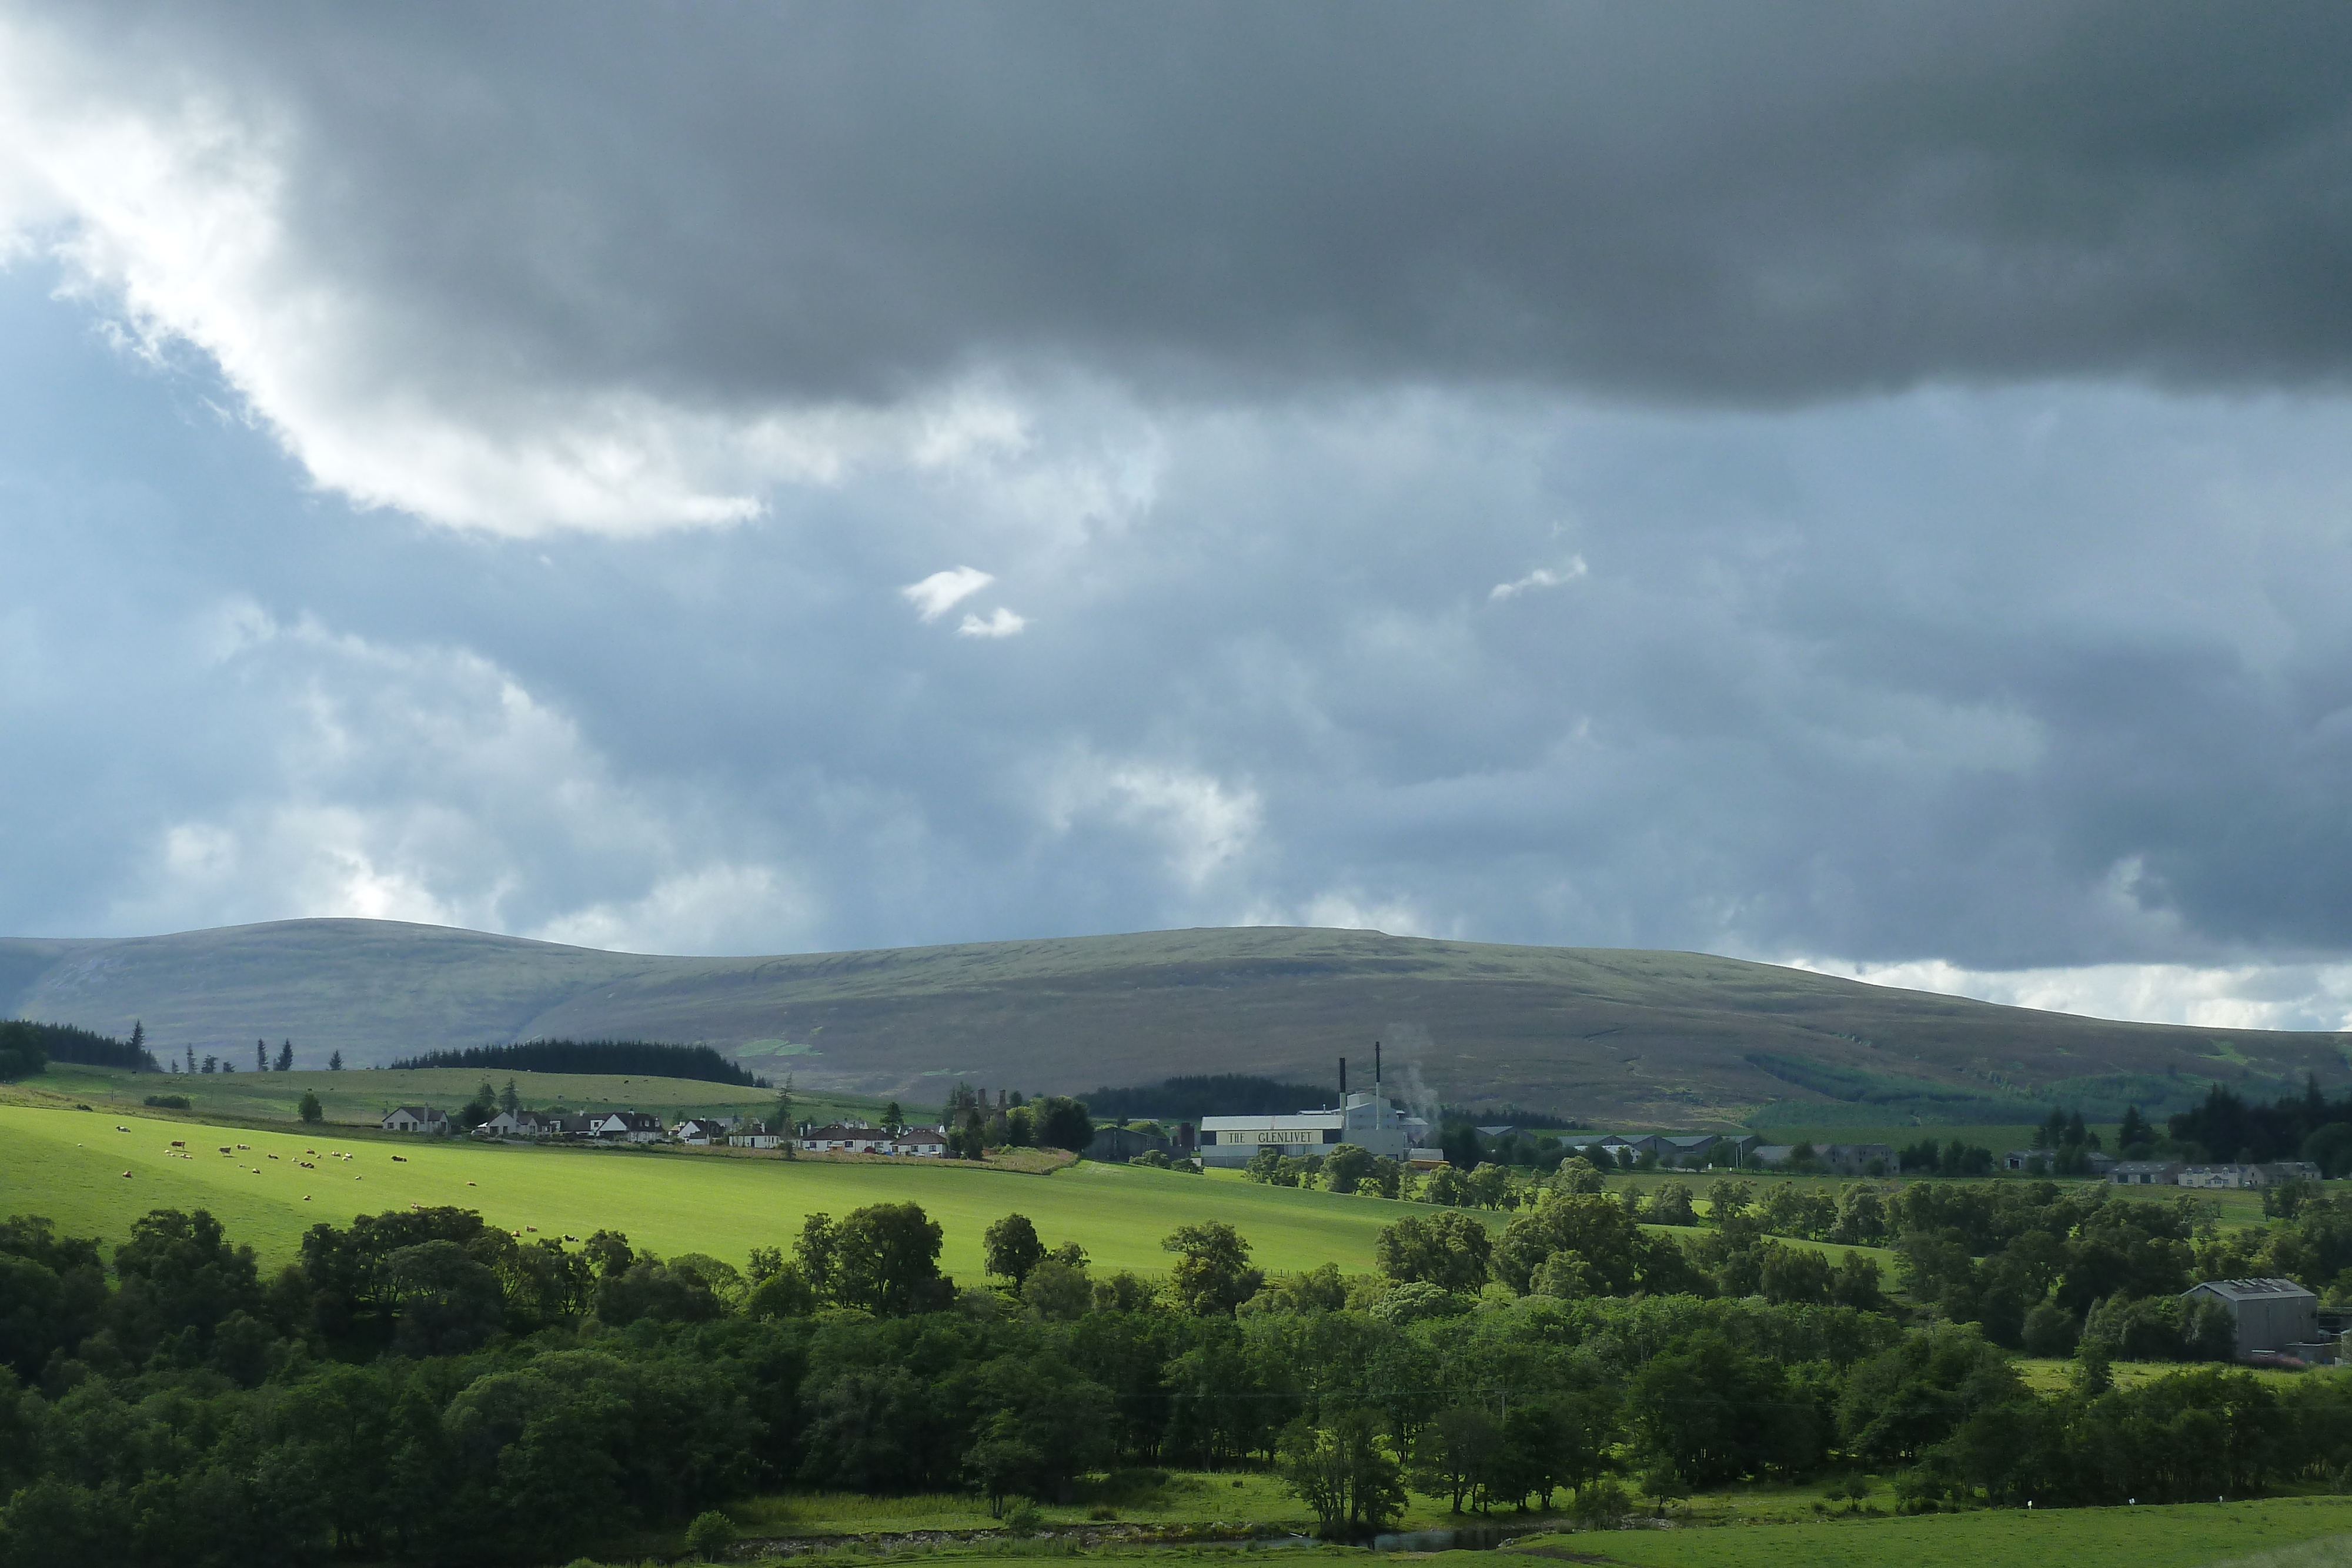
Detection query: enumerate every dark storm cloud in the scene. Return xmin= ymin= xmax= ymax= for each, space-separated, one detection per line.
xmin=56 ymin=0 xmax=2352 ymax=404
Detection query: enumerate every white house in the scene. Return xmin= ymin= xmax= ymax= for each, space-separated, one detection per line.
xmin=727 ymin=1121 xmax=784 ymax=1149
xmin=584 ymin=1111 xmax=664 ymax=1144
xmin=889 ymin=1128 xmax=948 ymax=1157
xmin=672 ymin=1117 xmax=729 ymax=1145
xmin=381 ymin=1106 xmax=447 ymax=1135
xmin=796 ymin=1123 xmax=949 ymax=1156
xmin=798 ymin=1122 xmax=885 ymax=1153
xmin=2179 ymin=1164 xmax=2258 ymax=1189
xmin=476 ymin=1109 xmax=557 ymax=1138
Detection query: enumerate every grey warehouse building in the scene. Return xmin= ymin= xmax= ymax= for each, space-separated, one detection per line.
xmin=2181 ymin=1276 xmax=2321 ymax=1359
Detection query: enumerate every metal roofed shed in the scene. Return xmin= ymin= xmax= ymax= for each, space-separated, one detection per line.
xmin=2183 ymin=1277 xmax=2320 ymax=1358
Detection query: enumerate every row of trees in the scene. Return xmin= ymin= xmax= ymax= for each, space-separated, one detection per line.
xmin=11 ymin=1185 xmax=2352 ymax=1564
xmin=2168 ymin=1078 xmax=2352 ymax=1170
xmin=939 ymin=1086 xmax=1094 ymax=1157
xmin=0 ymin=1019 xmax=165 ymax=1079
xmin=384 ymin=1039 xmax=767 ymax=1087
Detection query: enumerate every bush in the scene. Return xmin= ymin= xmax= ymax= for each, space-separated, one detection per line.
xmin=1572 ymin=1477 xmax=1631 ymax=1529
xmin=1643 ymin=1182 xmax=1696 ymax=1225
xmin=143 ymin=1095 xmax=191 ymax=1111
xmin=684 ymin=1509 xmax=739 ymax=1560
xmin=298 ymin=1090 xmax=324 ymax=1123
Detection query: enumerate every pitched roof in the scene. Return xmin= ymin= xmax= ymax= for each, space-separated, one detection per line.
xmin=2191 ymin=1276 xmax=2317 ymax=1302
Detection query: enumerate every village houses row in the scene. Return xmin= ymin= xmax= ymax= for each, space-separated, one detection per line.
xmin=378 ymin=1105 xmax=950 ymax=1156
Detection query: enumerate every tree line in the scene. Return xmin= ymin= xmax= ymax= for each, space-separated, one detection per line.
xmin=2167 ymin=1078 xmax=2352 ymax=1171
xmin=0 ymin=1019 xmax=163 ymax=1078
xmin=383 ymin=1039 xmax=769 ymax=1087
xmin=6 ymin=1171 xmax=2351 ymax=1564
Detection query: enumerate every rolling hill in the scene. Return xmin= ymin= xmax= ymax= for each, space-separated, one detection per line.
xmin=5 ymin=918 xmax=2346 ymax=1125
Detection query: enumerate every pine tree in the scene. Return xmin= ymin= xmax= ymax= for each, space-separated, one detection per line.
xmin=275 ymin=1039 xmax=294 ymax=1071
xmin=329 ymin=1050 xmax=343 ymax=1071
xmin=257 ymin=1040 xmax=269 ymax=1073
xmin=499 ymin=1078 xmax=519 ymax=1114
xmin=185 ymin=1045 xmax=196 ymax=1074
xmin=130 ymin=1021 xmax=144 ymax=1053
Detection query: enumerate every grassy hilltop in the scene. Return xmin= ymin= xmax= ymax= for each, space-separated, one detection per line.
xmin=6 ymin=918 xmax=2347 ymax=1123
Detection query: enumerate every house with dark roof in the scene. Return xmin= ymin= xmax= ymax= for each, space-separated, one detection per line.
xmin=584 ymin=1111 xmax=664 ymax=1143
xmin=381 ymin=1105 xmax=447 ymax=1134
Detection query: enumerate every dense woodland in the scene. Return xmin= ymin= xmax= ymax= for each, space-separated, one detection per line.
xmin=2166 ymin=1079 xmax=2352 ymax=1171
xmin=0 ymin=1019 xmax=163 ymax=1079
xmin=11 ymin=1160 xmax=2352 ymax=1566
xmin=383 ymin=1039 xmax=769 ymax=1087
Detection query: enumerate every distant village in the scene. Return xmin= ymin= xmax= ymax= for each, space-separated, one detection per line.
xmin=382 ymin=1074 xmax=2327 ymax=1195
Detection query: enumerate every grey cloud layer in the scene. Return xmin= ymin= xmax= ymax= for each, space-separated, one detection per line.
xmin=9 ymin=250 xmax=2352 ymax=982
xmin=9 ymin=4 xmax=2352 ymax=1031
xmin=49 ymin=0 xmax=2352 ymax=404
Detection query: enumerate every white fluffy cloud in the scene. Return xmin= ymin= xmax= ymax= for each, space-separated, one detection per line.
xmin=902 ymin=566 xmax=994 ymax=622
xmin=957 ymin=607 xmax=1028 ymax=639
xmin=1792 ymin=957 xmax=2352 ymax=1035
xmin=88 ymin=605 xmax=814 ymax=952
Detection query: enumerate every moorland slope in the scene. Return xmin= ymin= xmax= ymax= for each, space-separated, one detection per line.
xmin=4 ymin=920 xmax=2346 ymax=1125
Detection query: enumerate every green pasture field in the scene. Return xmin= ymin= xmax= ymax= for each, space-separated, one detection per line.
xmin=0 ymin=1104 xmax=1460 ymax=1275
xmin=2010 ymin=1359 xmax=2323 ymax=1395
xmin=15 ymin=1061 xmax=883 ymax=1129
xmin=1510 ymin=1495 xmax=2352 ymax=1568
xmin=1606 ymin=1164 xmax=2273 ymax=1229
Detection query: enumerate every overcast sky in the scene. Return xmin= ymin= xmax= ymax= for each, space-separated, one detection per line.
xmin=6 ymin=1 xmax=2352 ymax=1029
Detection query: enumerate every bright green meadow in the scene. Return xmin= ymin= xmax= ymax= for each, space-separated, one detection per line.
xmin=24 ymin=1061 xmax=879 ymax=1129
xmin=1505 ymin=1496 xmax=2352 ymax=1568
xmin=0 ymin=1104 xmax=1434 ymax=1275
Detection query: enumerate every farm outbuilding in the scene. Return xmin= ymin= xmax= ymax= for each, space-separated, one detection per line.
xmin=2183 ymin=1277 xmax=2320 ymax=1358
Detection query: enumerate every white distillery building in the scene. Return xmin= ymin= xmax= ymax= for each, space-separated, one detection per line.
xmin=1198 ymin=1091 xmax=1428 ymax=1168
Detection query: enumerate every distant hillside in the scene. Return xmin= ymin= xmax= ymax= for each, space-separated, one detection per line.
xmin=4 ymin=918 xmax=2346 ymax=1125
